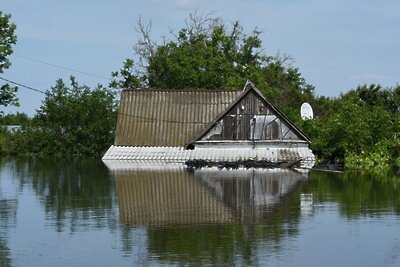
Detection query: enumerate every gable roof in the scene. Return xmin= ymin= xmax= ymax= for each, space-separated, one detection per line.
xmin=114 ymin=82 xmax=311 ymax=148
xmin=114 ymin=89 xmax=241 ymax=147
xmin=185 ymin=81 xmax=311 ymax=146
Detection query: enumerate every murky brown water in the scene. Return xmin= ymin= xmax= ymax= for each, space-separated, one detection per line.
xmin=1 ymin=158 xmax=400 ymax=266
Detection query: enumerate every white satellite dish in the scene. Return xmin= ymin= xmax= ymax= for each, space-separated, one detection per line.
xmin=300 ymin=102 xmax=314 ymax=120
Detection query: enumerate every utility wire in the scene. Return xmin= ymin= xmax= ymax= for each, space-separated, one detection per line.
xmin=0 ymin=76 xmax=46 ymax=94
xmin=14 ymin=54 xmax=110 ymax=80
xmin=117 ymin=111 xmax=208 ymax=124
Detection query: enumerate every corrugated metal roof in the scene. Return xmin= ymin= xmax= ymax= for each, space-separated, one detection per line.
xmin=115 ymin=89 xmax=241 ymax=146
xmin=102 ymin=145 xmax=315 ymax=169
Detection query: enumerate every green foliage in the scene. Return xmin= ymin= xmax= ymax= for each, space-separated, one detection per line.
xmin=0 ymin=83 xmax=19 ymax=107
xmin=0 ymin=11 xmax=16 ymax=73
xmin=354 ymin=84 xmax=398 ymax=113
xmin=300 ymin=84 xmax=400 ymax=171
xmin=345 ymin=143 xmax=391 ymax=173
xmin=0 ymin=112 xmax=30 ymax=125
xmin=261 ymin=57 xmax=315 ymax=114
xmin=112 ymin=13 xmax=313 ymax=121
xmin=0 ymin=11 xmax=18 ymax=107
xmin=0 ymin=127 xmax=5 ymax=155
xmin=109 ymin=59 xmax=142 ymax=89
xmin=147 ymin=21 xmax=266 ymax=89
xmin=4 ymin=77 xmax=118 ymax=157
xmin=2 ymin=126 xmax=51 ymax=156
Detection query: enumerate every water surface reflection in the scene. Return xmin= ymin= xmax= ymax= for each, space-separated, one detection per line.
xmin=0 ymin=198 xmax=15 ymax=267
xmin=114 ymin=167 xmax=308 ymax=265
xmin=1 ymin=159 xmax=400 ymax=266
xmin=115 ymin=168 xmax=308 ymax=226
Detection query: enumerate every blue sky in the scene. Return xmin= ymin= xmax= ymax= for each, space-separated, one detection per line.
xmin=1 ymin=0 xmax=400 ymax=116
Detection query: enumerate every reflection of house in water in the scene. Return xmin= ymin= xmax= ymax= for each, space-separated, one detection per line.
xmin=115 ymin=169 xmax=234 ymax=226
xmin=113 ymin=168 xmax=308 ymax=227
xmin=195 ymin=169 xmax=308 ymax=224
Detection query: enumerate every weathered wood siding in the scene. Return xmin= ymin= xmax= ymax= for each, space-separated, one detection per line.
xmin=115 ymin=90 xmax=241 ymax=146
xmin=201 ymin=90 xmax=303 ymax=141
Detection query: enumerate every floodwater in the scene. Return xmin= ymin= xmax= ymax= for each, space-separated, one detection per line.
xmin=1 ymin=158 xmax=400 ymax=267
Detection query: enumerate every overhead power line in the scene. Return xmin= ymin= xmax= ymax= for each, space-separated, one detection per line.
xmin=14 ymin=54 xmax=110 ymax=80
xmin=0 ymin=76 xmax=46 ymax=94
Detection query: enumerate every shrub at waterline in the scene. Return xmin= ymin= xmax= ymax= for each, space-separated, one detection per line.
xmin=2 ymin=77 xmax=118 ymax=157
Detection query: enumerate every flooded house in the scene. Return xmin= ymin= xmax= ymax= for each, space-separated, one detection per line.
xmin=102 ymin=81 xmax=314 ymax=168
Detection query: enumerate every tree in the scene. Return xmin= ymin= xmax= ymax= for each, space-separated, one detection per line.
xmin=0 ymin=112 xmax=30 ymax=125
xmin=354 ymin=84 xmax=397 ymax=113
xmin=146 ymin=20 xmax=267 ymax=89
xmin=109 ymin=59 xmax=141 ymax=89
xmin=35 ymin=77 xmax=118 ymax=156
xmin=4 ymin=77 xmax=118 ymax=157
xmin=300 ymin=83 xmax=400 ymax=167
xmin=0 ymin=11 xmax=18 ymax=107
xmin=110 ymin=12 xmax=314 ymax=118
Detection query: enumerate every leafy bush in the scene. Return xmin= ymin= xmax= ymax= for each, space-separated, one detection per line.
xmin=3 ymin=77 xmax=118 ymax=157
xmin=299 ymin=85 xmax=400 ymax=171
xmin=345 ymin=143 xmax=391 ymax=173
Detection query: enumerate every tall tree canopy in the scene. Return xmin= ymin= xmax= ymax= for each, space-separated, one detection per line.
xmin=110 ymin=13 xmax=314 ymax=118
xmin=146 ymin=21 xmax=266 ymax=89
xmin=0 ymin=11 xmax=18 ymax=107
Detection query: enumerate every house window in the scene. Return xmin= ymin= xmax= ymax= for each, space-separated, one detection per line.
xmin=265 ymin=121 xmax=279 ymax=140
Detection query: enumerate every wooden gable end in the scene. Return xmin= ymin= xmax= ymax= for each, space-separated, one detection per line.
xmin=188 ymin=82 xmax=310 ymax=145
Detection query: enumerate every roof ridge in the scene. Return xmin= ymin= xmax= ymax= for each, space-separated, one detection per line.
xmin=122 ymin=88 xmax=241 ymax=92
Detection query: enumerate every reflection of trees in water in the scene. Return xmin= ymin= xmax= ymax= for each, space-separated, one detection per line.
xmin=0 ymin=200 xmax=15 ymax=267
xmin=0 ymin=161 xmax=18 ymax=267
xmin=0 ymin=239 xmax=11 ymax=267
xmin=304 ymin=171 xmax=400 ymax=218
xmin=145 ymin=170 xmax=400 ymax=266
xmin=0 ymin=199 xmax=17 ymax=230
xmin=4 ymin=158 xmax=117 ymax=233
xmin=114 ymin=168 xmax=308 ymax=266
xmin=146 ymin=190 xmax=304 ymax=266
